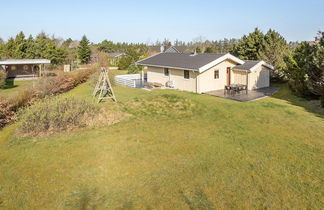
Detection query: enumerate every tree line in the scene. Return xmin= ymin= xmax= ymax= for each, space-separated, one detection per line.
xmin=0 ymin=32 xmax=94 ymax=66
xmin=1 ymin=30 xmax=323 ymax=106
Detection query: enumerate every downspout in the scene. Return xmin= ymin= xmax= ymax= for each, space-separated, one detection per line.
xmin=196 ymin=71 xmax=199 ymax=93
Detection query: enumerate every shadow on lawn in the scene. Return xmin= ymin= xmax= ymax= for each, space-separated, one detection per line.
xmin=2 ymin=80 xmax=18 ymax=89
xmin=271 ymin=83 xmax=324 ymax=118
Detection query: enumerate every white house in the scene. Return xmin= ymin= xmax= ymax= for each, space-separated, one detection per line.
xmin=137 ymin=47 xmax=274 ymax=93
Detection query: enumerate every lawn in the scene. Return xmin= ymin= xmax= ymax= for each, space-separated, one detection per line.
xmin=0 ymin=80 xmax=323 ymax=209
xmin=0 ymin=80 xmax=34 ymax=99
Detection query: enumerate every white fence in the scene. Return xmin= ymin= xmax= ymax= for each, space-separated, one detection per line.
xmin=114 ymin=74 xmax=145 ymax=88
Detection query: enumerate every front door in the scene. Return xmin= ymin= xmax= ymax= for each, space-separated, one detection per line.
xmin=226 ymin=67 xmax=231 ymax=85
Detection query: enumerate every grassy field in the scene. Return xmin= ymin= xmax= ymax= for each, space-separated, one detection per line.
xmin=0 ymin=80 xmax=34 ymax=99
xmin=0 ymin=78 xmax=323 ymax=209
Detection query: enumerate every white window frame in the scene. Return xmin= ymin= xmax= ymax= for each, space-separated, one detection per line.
xmin=214 ymin=69 xmax=220 ymax=79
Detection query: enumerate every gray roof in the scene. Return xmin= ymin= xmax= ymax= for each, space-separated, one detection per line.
xmin=107 ymin=52 xmax=125 ymax=57
xmin=0 ymin=59 xmax=51 ymax=65
xmin=137 ymin=53 xmax=226 ymax=71
xmin=234 ymin=60 xmax=261 ymax=71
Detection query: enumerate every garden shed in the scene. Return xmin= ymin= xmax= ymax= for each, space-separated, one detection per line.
xmin=0 ymin=59 xmax=51 ymax=78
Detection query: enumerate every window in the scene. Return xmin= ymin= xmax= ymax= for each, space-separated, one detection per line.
xmin=11 ymin=65 xmax=16 ymax=70
xmin=184 ymin=70 xmax=190 ymax=79
xmin=214 ymin=70 xmax=219 ymax=79
xmin=164 ymin=68 xmax=169 ymax=76
xmin=23 ymin=65 xmax=29 ymax=70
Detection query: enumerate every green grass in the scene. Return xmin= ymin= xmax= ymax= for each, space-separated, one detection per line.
xmin=0 ymin=81 xmax=323 ymax=209
xmin=0 ymin=80 xmax=34 ymax=99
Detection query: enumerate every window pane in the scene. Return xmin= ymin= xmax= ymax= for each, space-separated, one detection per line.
xmin=214 ymin=70 xmax=219 ymax=79
xmin=184 ymin=70 xmax=189 ymax=79
xmin=164 ymin=68 xmax=169 ymax=76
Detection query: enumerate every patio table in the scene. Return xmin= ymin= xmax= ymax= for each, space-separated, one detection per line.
xmin=225 ymin=84 xmax=247 ymax=95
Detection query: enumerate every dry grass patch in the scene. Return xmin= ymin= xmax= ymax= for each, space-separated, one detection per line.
xmin=16 ymin=97 xmax=126 ymax=137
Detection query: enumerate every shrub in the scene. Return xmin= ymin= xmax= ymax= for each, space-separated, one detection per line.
xmin=0 ymin=99 xmax=15 ymax=128
xmin=0 ymin=71 xmax=7 ymax=88
xmin=1 ymin=68 xmax=97 ymax=129
xmin=7 ymin=89 xmax=35 ymax=111
xmin=34 ymin=69 xmax=96 ymax=98
xmin=17 ymin=97 xmax=98 ymax=135
xmin=16 ymin=97 xmax=125 ymax=136
xmin=127 ymin=62 xmax=143 ymax=74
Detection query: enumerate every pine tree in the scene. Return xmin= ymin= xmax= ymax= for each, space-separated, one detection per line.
xmin=259 ymin=29 xmax=289 ymax=80
xmin=5 ymin=38 xmax=15 ymax=58
xmin=14 ymin=31 xmax=28 ymax=58
xmin=78 ymin=35 xmax=91 ymax=64
xmin=231 ymin=28 xmax=265 ymax=60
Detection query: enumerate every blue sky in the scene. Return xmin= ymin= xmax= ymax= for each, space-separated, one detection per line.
xmin=1 ymin=0 xmax=323 ymax=43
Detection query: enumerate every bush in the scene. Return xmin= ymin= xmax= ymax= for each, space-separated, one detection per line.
xmin=0 ymin=71 xmax=7 ymax=88
xmin=127 ymin=63 xmax=143 ymax=74
xmin=0 ymin=99 xmax=15 ymax=128
xmin=117 ymin=56 xmax=133 ymax=70
xmin=17 ymin=97 xmax=126 ymax=136
xmin=17 ymin=97 xmax=99 ymax=135
xmin=0 ymin=68 xmax=96 ymax=129
xmin=34 ymin=69 xmax=96 ymax=98
xmin=7 ymin=89 xmax=35 ymax=111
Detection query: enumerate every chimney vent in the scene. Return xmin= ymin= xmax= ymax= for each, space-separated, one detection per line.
xmin=190 ymin=49 xmax=198 ymax=56
xmin=160 ymin=46 xmax=165 ymax=53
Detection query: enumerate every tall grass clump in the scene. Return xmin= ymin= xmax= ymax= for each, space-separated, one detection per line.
xmin=16 ymin=97 xmax=126 ymax=136
xmin=17 ymin=97 xmax=99 ymax=136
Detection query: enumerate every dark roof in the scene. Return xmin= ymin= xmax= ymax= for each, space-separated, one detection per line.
xmin=137 ymin=53 xmax=226 ymax=70
xmin=148 ymin=46 xmax=191 ymax=54
xmin=234 ymin=60 xmax=261 ymax=71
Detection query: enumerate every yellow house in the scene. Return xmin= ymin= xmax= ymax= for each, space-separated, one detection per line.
xmin=137 ymin=49 xmax=273 ymax=93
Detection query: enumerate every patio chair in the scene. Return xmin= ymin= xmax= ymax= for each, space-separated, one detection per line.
xmin=242 ymin=85 xmax=248 ymax=94
xmin=224 ymin=85 xmax=231 ymax=95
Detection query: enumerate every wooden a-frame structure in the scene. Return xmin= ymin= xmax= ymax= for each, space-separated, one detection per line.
xmin=93 ymin=67 xmax=117 ymax=103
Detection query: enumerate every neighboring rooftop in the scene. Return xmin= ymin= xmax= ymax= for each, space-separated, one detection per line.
xmin=148 ymin=45 xmax=191 ymax=54
xmin=0 ymin=59 xmax=51 ymax=65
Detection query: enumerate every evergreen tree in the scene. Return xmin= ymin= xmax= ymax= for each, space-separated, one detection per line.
xmin=204 ymin=47 xmax=213 ymax=53
xmin=0 ymin=38 xmax=4 ymax=58
xmin=259 ymin=29 xmax=289 ymax=80
xmin=14 ymin=31 xmax=28 ymax=58
xmin=231 ymin=28 xmax=265 ymax=60
xmin=78 ymin=35 xmax=91 ymax=64
xmin=5 ymin=38 xmax=15 ymax=58
xmin=284 ymin=32 xmax=324 ymax=107
xmin=25 ymin=35 xmax=36 ymax=59
xmin=195 ymin=47 xmax=202 ymax=53
xmin=45 ymin=40 xmax=67 ymax=65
